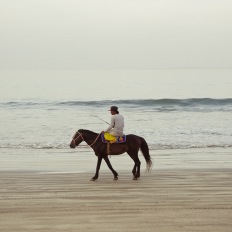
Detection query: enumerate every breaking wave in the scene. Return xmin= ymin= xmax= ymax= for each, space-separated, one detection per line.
xmin=1 ymin=98 xmax=232 ymax=111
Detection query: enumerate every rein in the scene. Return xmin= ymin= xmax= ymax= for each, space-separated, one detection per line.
xmin=72 ymin=131 xmax=101 ymax=148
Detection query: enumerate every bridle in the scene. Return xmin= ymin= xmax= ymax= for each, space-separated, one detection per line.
xmin=71 ymin=131 xmax=84 ymax=147
xmin=71 ymin=131 xmax=101 ymax=148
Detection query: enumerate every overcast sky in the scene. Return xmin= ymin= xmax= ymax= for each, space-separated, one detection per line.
xmin=0 ymin=0 xmax=232 ymax=69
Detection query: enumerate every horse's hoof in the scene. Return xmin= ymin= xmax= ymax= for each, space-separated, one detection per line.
xmin=90 ymin=177 xmax=97 ymax=181
xmin=113 ymin=176 xmax=118 ymax=180
xmin=133 ymin=177 xmax=139 ymax=180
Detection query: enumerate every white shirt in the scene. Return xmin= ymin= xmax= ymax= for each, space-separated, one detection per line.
xmin=104 ymin=114 xmax=124 ymax=136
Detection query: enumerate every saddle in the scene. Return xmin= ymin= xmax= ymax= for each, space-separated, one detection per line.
xmin=101 ymin=133 xmax=126 ymax=144
xmin=101 ymin=133 xmax=126 ymax=155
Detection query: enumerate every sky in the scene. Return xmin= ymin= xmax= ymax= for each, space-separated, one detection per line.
xmin=0 ymin=0 xmax=232 ymax=69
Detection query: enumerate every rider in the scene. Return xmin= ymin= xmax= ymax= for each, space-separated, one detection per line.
xmin=101 ymin=106 xmax=124 ymax=141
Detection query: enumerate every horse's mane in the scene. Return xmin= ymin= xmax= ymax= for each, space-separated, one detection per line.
xmin=78 ymin=129 xmax=98 ymax=136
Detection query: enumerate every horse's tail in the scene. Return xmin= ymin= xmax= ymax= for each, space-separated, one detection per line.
xmin=140 ymin=137 xmax=153 ymax=172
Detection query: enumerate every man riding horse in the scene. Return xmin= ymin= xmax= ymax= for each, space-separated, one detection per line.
xmin=101 ymin=106 xmax=124 ymax=143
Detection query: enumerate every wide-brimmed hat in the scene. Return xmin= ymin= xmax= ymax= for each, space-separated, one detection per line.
xmin=109 ymin=106 xmax=118 ymax=112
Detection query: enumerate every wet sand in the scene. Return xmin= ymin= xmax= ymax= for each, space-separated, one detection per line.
xmin=0 ymin=149 xmax=232 ymax=231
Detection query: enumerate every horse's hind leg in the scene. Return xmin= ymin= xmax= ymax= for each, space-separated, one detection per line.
xmin=127 ymin=152 xmax=141 ymax=180
xmin=131 ymin=158 xmax=141 ymax=180
xmin=135 ymin=158 xmax=141 ymax=179
xmin=132 ymin=165 xmax=136 ymax=177
xmin=104 ymin=156 xmax=118 ymax=180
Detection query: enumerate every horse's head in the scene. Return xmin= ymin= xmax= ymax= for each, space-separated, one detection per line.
xmin=70 ymin=129 xmax=84 ymax=148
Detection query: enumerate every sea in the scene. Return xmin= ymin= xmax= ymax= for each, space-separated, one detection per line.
xmin=0 ymin=69 xmax=232 ymax=152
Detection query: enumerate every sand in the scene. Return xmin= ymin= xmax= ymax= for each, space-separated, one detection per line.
xmin=0 ymin=148 xmax=232 ymax=231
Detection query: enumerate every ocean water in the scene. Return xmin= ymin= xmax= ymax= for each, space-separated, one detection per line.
xmin=0 ymin=69 xmax=232 ymax=151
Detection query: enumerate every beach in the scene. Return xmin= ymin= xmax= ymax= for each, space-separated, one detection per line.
xmin=1 ymin=148 xmax=232 ymax=232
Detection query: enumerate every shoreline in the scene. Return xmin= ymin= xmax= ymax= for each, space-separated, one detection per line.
xmin=0 ymin=147 xmax=232 ymax=173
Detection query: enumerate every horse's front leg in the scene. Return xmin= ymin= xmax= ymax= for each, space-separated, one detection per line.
xmin=104 ymin=156 xmax=118 ymax=180
xmin=91 ymin=156 xmax=102 ymax=181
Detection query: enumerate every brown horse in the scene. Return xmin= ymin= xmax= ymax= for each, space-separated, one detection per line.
xmin=70 ymin=129 xmax=152 ymax=181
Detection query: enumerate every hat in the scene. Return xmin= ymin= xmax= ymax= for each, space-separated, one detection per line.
xmin=109 ymin=106 xmax=118 ymax=112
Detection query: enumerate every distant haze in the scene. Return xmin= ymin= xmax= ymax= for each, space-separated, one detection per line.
xmin=1 ymin=0 xmax=232 ymax=69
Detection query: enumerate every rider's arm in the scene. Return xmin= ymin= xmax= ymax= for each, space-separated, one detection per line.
xmin=104 ymin=116 xmax=115 ymax=132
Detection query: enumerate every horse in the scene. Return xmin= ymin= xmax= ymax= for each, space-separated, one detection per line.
xmin=70 ymin=129 xmax=152 ymax=181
